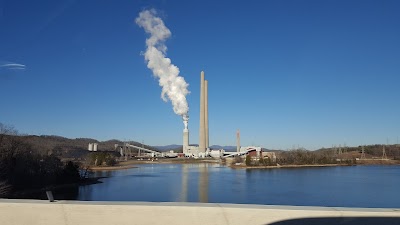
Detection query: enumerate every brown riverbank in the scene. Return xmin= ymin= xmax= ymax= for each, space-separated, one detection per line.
xmin=88 ymin=158 xmax=220 ymax=171
xmin=157 ymin=158 xmax=220 ymax=164
xmin=230 ymin=163 xmax=348 ymax=169
xmin=230 ymin=159 xmax=400 ymax=169
xmin=89 ymin=164 xmax=138 ymax=171
xmin=87 ymin=158 xmax=400 ymax=171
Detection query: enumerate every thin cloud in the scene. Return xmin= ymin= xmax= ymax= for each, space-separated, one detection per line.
xmin=0 ymin=62 xmax=26 ymax=71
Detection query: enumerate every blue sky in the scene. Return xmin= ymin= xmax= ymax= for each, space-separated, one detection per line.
xmin=1 ymin=0 xmax=399 ymax=149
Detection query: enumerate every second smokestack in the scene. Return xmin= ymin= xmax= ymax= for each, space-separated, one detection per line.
xmin=199 ymin=71 xmax=206 ymax=152
xmin=237 ymin=129 xmax=240 ymax=152
xmin=205 ymin=80 xmax=209 ymax=149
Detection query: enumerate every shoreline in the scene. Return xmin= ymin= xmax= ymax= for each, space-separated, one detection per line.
xmin=88 ymin=158 xmax=221 ymax=171
xmin=85 ymin=158 xmax=400 ymax=171
xmin=231 ymin=163 xmax=350 ymax=169
xmin=89 ymin=164 xmax=138 ymax=171
xmin=230 ymin=159 xmax=400 ymax=169
xmin=4 ymin=177 xmax=102 ymax=199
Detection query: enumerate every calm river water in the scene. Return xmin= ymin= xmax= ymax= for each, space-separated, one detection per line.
xmin=73 ymin=164 xmax=400 ymax=208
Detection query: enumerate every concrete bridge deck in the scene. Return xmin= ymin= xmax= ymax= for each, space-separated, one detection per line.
xmin=0 ymin=199 xmax=399 ymax=225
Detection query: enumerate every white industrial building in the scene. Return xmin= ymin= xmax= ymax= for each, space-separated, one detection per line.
xmin=88 ymin=143 xmax=98 ymax=151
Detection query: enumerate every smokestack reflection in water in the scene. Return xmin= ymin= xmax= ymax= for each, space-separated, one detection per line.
xmin=198 ymin=164 xmax=209 ymax=203
xmin=179 ymin=164 xmax=188 ymax=202
xmin=179 ymin=164 xmax=209 ymax=203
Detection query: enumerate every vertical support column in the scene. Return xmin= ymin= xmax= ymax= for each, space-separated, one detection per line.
xmin=199 ymin=71 xmax=206 ymax=153
xmin=237 ymin=129 xmax=240 ymax=153
xmin=183 ymin=130 xmax=189 ymax=154
xmin=205 ymin=80 xmax=209 ymax=150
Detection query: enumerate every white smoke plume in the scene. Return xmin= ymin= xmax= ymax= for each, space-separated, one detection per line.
xmin=136 ymin=9 xmax=189 ymax=119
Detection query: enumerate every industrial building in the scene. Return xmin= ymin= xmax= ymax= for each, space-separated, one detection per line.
xmin=88 ymin=71 xmax=264 ymax=159
xmin=183 ymin=71 xmax=209 ymax=157
xmin=183 ymin=71 xmax=264 ymax=159
xmin=88 ymin=143 xmax=98 ymax=151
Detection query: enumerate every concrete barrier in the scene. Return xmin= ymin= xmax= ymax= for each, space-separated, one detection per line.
xmin=0 ymin=199 xmax=399 ymax=225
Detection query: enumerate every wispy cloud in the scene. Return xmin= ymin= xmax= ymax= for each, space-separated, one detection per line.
xmin=0 ymin=62 xmax=26 ymax=71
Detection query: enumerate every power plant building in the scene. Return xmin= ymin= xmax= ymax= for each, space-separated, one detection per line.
xmin=183 ymin=71 xmax=209 ymax=157
xmin=182 ymin=71 xmax=263 ymax=159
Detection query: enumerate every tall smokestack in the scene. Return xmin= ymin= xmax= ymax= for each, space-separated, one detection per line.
xmin=199 ymin=71 xmax=206 ymax=152
xmin=236 ymin=129 xmax=240 ymax=152
xmin=183 ymin=115 xmax=189 ymax=154
xmin=205 ymin=80 xmax=209 ymax=149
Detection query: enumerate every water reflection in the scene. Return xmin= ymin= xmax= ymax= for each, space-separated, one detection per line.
xmin=179 ymin=164 xmax=188 ymax=202
xmin=75 ymin=164 xmax=400 ymax=208
xmin=198 ymin=164 xmax=208 ymax=203
xmin=179 ymin=164 xmax=209 ymax=202
xmin=53 ymin=186 xmax=79 ymax=200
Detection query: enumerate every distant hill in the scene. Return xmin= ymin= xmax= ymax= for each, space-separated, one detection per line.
xmin=15 ymin=134 xmax=398 ymax=160
xmin=8 ymin=135 xmax=159 ymax=159
xmin=210 ymin=145 xmax=236 ymax=151
xmin=152 ymin=144 xmax=182 ymax=152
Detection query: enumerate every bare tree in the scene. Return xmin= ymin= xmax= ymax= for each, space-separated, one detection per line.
xmin=0 ymin=122 xmax=19 ymax=196
xmin=0 ymin=181 xmax=10 ymax=196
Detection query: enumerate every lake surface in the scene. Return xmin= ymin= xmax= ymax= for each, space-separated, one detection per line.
xmin=74 ymin=164 xmax=400 ymax=208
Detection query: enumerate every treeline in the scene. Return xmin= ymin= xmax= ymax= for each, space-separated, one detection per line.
xmin=86 ymin=152 xmax=118 ymax=166
xmin=244 ymin=150 xmax=355 ymax=167
xmin=360 ymin=145 xmax=400 ymax=159
xmin=5 ymin=134 xmax=159 ymax=160
xmin=276 ymin=150 xmax=338 ymax=165
xmin=319 ymin=145 xmax=400 ymax=159
xmin=0 ymin=123 xmax=82 ymax=197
